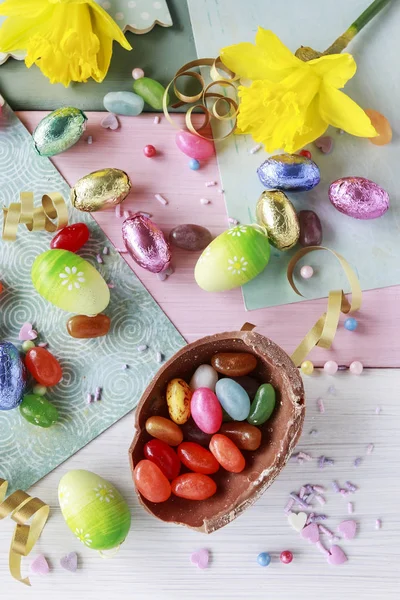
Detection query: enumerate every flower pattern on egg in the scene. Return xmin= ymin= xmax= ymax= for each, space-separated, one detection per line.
xmin=227 ymin=256 xmax=248 ymax=275
xmin=58 ymin=485 xmax=70 ymax=507
xmin=94 ymin=484 xmax=115 ymax=503
xmin=227 ymin=226 xmax=248 ymax=237
xmin=59 ymin=266 xmax=85 ymax=291
xmin=75 ymin=528 xmax=92 ymax=546
xmin=198 ymin=246 xmax=211 ymax=264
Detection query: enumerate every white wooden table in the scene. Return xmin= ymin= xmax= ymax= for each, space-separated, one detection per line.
xmin=1 ymin=370 xmax=399 ymax=599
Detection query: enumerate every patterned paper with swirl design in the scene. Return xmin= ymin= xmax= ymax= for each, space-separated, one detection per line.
xmin=0 ymin=104 xmax=185 ymax=494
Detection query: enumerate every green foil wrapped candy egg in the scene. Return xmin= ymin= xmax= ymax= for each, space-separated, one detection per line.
xmin=256 ymin=190 xmax=300 ymax=251
xmin=58 ymin=470 xmax=131 ymax=551
xmin=195 ymin=225 xmax=270 ymax=292
xmin=71 ymin=168 xmax=131 ymax=212
xmin=33 ymin=107 xmax=87 ymax=157
xmin=31 ymin=249 xmax=110 ymax=315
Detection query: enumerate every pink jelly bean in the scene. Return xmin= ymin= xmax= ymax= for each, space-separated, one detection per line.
xmin=190 ymin=387 xmax=223 ymax=434
xmin=175 ymin=130 xmax=215 ymax=160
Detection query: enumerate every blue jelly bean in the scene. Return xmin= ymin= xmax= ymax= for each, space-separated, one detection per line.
xmin=257 ymin=552 xmax=271 ymax=567
xmin=215 ymin=378 xmax=250 ymax=421
xmin=344 ymin=317 xmax=358 ymax=331
xmin=189 ymin=158 xmax=200 ymax=170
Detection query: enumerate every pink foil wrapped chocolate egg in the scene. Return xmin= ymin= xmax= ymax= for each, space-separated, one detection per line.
xmin=329 ymin=177 xmax=389 ymax=220
xmin=122 ymin=215 xmax=171 ymax=273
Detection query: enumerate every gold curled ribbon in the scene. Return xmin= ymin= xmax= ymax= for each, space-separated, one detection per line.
xmin=0 ymin=478 xmax=50 ymax=586
xmin=163 ymin=57 xmax=240 ymax=141
xmin=287 ymin=246 xmax=362 ymax=366
xmin=2 ymin=192 xmax=68 ymax=242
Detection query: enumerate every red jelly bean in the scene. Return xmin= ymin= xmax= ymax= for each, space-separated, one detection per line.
xmin=50 ymin=223 xmax=90 ymax=252
xmin=177 ymin=442 xmax=219 ymax=475
xmin=171 ymin=473 xmax=217 ymax=500
xmin=209 ymin=434 xmax=246 ymax=473
xmin=144 ymin=439 xmax=181 ymax=480
xmin=25 ymin=347 xmax=62 ymax=386
xmin=299 ymin=149 xmax=312 ymax=159
xmin=134 ymin=459 xmax=171 ymax=503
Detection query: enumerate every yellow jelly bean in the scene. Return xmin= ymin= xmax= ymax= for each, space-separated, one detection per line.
xmin=301 ymin=360 xmax=314 ymax=376
xmin=365 ymin=109 xmax=392 ymax=146
xmin=166 ymin=378 xmax=192 ymax=424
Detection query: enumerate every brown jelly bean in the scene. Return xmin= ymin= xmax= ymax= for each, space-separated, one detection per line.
xmin=145 ymin=416 xmax=183 ymax=446
xmin=67 ymin=314 xmax=111 ymax=338
xmin=220 ymin=422 xmax=262 ymax=451
xmin=211 ymin=352 xmax=257 ymax=377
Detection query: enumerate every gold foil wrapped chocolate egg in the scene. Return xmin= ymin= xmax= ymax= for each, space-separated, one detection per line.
xmin=71 ymin=168 xmax=131 ymax=212
xmin=256 ymin=191 xmax=300 ymax=251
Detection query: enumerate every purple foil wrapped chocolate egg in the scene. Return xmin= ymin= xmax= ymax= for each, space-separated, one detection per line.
xmin=257 ymin=154 xmax=320 ymax=192
xmin=122 ymin=215 xmax=171 ymax=273
xmin=329 ymin=177 xmax=389 ymax=220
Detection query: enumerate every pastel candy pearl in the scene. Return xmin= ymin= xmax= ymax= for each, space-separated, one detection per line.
xmin=300 ymin=265 xmax=314 ymax=279
xmin=190 ymin=387 xmax=223 ymax=434
xmin=257 ymin=154 xmax=320 ymax=192
xmin=175 ymin=131 xmax=215 ymax=160
xmin=350 ymin=361 xmax=363 ymax=375
xmin=324 ymin=361 xmax=338 ymax=375
xmin=190 ymin=364 xmax=219 ymax=391
xmin=103 ymin=91 xmax=144 ymax=116
xmin=0 ymin=342 xmax=27 ymax=410
xmin=301 ymin=360 xmax=314 ymax=375
xmin=132 ymin=68 xmax=145 ymax=80
xmin=329 ymin=177 xmax=389 ymax=220
xmin=215 ymin=378 xmax=250 ymax=421
xmin=344 ymin=317 xmax=358 ymax=331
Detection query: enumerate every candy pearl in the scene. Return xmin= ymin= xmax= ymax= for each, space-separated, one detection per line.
xmin=280 ymin=550 xmax=293 ymax=564
xmin=189 ymin=158 xmax=200 ymax=170
xmin=350 ymin=361 xmax=363 ymax=375
xmin=21 ymin=340 xmax=35 ymax=352
xmin=257 ymin=552 xmax=271 ymax=567
xmin=143 ymin=144 xmax=156 ymax=158
xmin=300 ymin=265 xmax=314 ymax=279
xmin=301 ymin=360 xmax=314 ymax=376
xmin=299 ymin=149 xmax=312 ymax=159
xmin=324 ymin=361 xmax=338 ymax=375
xmin=344 ymin=317 xmax=358 ymax=331
xmin=365 ymin=109 xmax=392 ymax=146
xmin=32 ymin=384 xmax=47 ymax=396
xmin=132 ymin=67 xmax=145 ymax=80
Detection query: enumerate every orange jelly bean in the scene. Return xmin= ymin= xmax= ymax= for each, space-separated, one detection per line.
xmin=134 ymin=459 xmax=171 ymax=503
xmin=145 ymin=416 xmax=183 ymax=446
xmin=171 ymin=473 xmax=217 ymax=500
xmin=365 ymin=109 xmax=392 ymax=146
xmin=209 ymin=434 xmax=246 ymax=473
xmin=177 ymin=441 xmax=219 ymax=474
xmin=25 ymin=347 xmax=62 ymax=386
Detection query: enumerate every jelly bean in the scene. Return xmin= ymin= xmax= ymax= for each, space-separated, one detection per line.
xmin=298 ymin=210 xmax=322 ymax=247
xmin=144 ymin=439 xmax=181 ymax=480
xmin=171 ymin=473 xmax=217 ymax=500
xmin=209 ymin=434 xmax=246 ymax=473
xmin=211 ymin=352 xmax=257 ymax=377
xmin=132 ymin=77 xmax=170 ymax=110
xmin=220 ymin=422 xmax=262 ymax=451
xmin=365 ymin=109 xmax=392 ymax=146
xmin=134 ymin=459 xmax=171 ymax=503
xmin=145 ymin=416 xmax=183 ymax=446
xmin=189 ymin=364 xmax=218 ymax=392
xmin=166 ymin=378 xmax=192 ymax=424
xmin=190 ymin=387 xmax=223 ymax=434
xmin=215 ymin=378 xmax=250 ymax=421
xmin=19 ymin=394 xmax=59 ymax=428
xmin=298 ymin=150 xmax=312 ymax=159
xmin=50 ymin=223 xmax=90 ymax=252
xmin=103 ymin=91 xmax=144 ymax=116
xmin=175 ymin=130 xmax=214 ymax=160
xmin=177 ymin=442 xmax=219 ymax=474
xmin=169 ymin=224 xmax=212 ymax=252
xmin=181 ymin=419 xmax=212 ymax=446
xmin=25 ymin=347 xmax=62 ymax=386
xmin=67 ymin=314 xmax=111 ymax=339
xmin=231 ymin=376 xmax=261 ymax=400
xmin=247 ymin=384 xmax=276 ymax=426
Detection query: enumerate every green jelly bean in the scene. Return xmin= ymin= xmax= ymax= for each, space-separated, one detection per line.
xmin=247 ymin=384 xmax=276 ymax=426
xmin=20 ymin=394 xmax=59 ymax=428
xmin=132 ymin=77 xmax=170 ymax=110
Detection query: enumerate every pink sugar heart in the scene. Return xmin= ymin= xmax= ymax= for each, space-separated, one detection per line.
xmin=101 ymin=113 xmax=119 ymax=130
xmin=60 ymin=551 xmax=78 ymax=572
xmin=315 ymin=135 xmax=334 ymax=154
xmin=190 ymin=548 xmax=209 ymax=569
xmin=327 ymin=545 xmax=348 ymax=566
xmin=337 ymin=519 xmax=357 ymax=540
xmin=18 ymin=322 xmax=37 ymax=341
xmin=30 ymin=554 xmax=50 ymax=575
xmin=301 ymin=523 xmax=320 ymax=543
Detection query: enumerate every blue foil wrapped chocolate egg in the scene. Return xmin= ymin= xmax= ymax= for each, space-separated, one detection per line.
xmin=257 ymin=154 xmax=320 ymax=192
xmin=0 ymin=342 xmax=27 ymax=411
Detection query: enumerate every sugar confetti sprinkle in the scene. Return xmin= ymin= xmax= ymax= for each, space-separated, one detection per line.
xmin=115 ymin=205 xmax=122 ymax=218
xmin=205 ymin=181 xmax=217 ymax=187
xmin=375 ymin=519 xmax=382 ymax=530
xmin=354 ymin=457 xmax=363 ymax=468
xmin=317 ymin=398 xmax=325 ymax=413
xmin=157 ymin=272 xmax=168 ymax=281
xmin=155 ymin=193 xmax=168 ymax=206
xmin=312 ymin=485 xmax=325 ymax=494
xmin=228 ymin=217 xmax=239 ymax=225
xmin=115 ymin=248 xmax=128 ymax=253
xmin=318 ymin=524 xmax=334 ymax=538
xmin=315 ymin=494 xmax=326 ymax=505
xmin=345 ymin=481 xmax=357 ymax=492
xmin=331 ymin=481 xmax=340 ymax=493
xmin=156 ymin=351 xmax=163 ymax=363
xmin=375 ymin=406 xmax=382 ymax=414
xmin=298 ymin=451 xmax=312 ymax=461
xmin=315 ymin=541 xmax=330 ymax=556
xmin=87 ymin=136 xmax=93 ymax=145
xmin=217 ymin=188 xmax=224 ymax=194
xmin=348 ymin=502 xmax=354 ymax=514
xmin=96 ymin=254 xmax=103 ymax=264
xmin=200 ymin=198 xmax=211 ymax=205
xmin=86 ymin=393 xmax=93 ymax=404
xmin=103 ymin=247 xmax=109 ymax=255
xmin=38 ymin=342 xmax=48 ymax=348
xmin=153 ymin=116 xmax=160 ymax=124
xmin=137 ymin=345 xmax=148 ymax=352
xmin=249 ymin=143 xmax=262 ymax=154
xmin=284 ymin=498 xmax=295 ymax=514
xmin=366 ymin=443 xmax=374 ymax=455
xmin=289 ymin=492 xmax=309 ymax=510
xmin=94 ymin=387 xmax=102 ymax=401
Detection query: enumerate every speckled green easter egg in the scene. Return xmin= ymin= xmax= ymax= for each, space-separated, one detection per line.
xmin=58 ymin=470 xmax=131 ymax=551
xmin=194 ymin=225 xmax=270 ymax=292
xmin=31 ymin=249 xmax=110 ymax=315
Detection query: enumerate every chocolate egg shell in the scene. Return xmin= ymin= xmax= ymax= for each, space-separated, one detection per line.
xmin=71 ymin=168 xmax=131 ymax=212
xmin=33 ymin=107 xmax=87 ymax=157
xmin=122 ymin=215 xmax=171 ymax=273
xmin=257 ymin=154 xmax=320 ymax=192
xmin=256 ymin=191 xmax=300 ymax=250
xmin=129 ymin=328 xmax=305 ymax=533
xmin=329 ymin=177 xmax=389 ymax=220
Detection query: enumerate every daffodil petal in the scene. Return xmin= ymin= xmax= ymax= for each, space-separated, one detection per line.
xmin=90 ymin=0 xmax=132 ymax=50
xmin=0 ymin=12 xmax=51 ymax=51
xmin=255 ymin=28 xmax=302 ymax=70
xmin=319 ymin=83 xmax=378 ymax=137
xmin=0 ymin=0 xmax=48 ymax=18
xmin=291 ymin=96 xmax=328 ymax=152
xmin=308 ymin=53 xmax=356 ymax=89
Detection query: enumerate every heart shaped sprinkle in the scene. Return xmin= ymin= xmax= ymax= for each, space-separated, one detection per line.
xmin=19 ymin=322 xmax=37 ymax=341
xmin=30 ymin=554 xmax=50 ymax=575
xmin=327 ymin=545 xmax=348 ymax=566
xmin=190 ymin=548 xmax=209 ymax=569
xmin=315 ymin=135 xmax=334 ymax=154
xmin=60 ymin=552 xmax=78 ymax=572
xmin=288 ymin=511 xmax=307 ymax=532
xmin=301 ymin=523 xmax=320 ymax=543
xmin=337 ymin=519 xmax=357 ymax=540
xmin=101 ymin=113 xmax=119 ymax=130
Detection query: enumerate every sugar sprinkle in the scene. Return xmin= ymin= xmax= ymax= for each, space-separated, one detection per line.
xmin=289 ymin=492 xmax=309 ymax=510
xmin=228 ymin=217 xmax=239 ymax=225
xmin=96 ymin=254 xmax=103 ymax=264
xmin=87 ymin=135 xmax=93 ymax=144
xmin=94 ymin=387 xmax=102 ymax=402
xmin=312 ymin=485 xmax=325 ymax=494
xmin=137 ymin=211 xmax=152 ymax=218
xmin=137 ymin=344 xmax=148 ymax=352
xmin=115 ymin=248 xmax=128 ymax=254
xmin=315 ymin=541 xmax=330 ymax=556
xmin=115 ymin=204 xmax=122 ymax=218
xmin=157 ymin=272 xmax=168 ymax=281
xmin=366 ymin=443 xmax=374 ymax=455
xmin=345 ymin=481 xmax=357 ymax=492
xmin=122 ymin=364 xmax=129 ymax=370
xmin=249 ymin=143 xmax=262 ymax=154
xmin=156 ymin=351 xmax=163 ymax=363
xmin=331 ymin=481 xmax=340 ymax=493
xmin=205 ymin=181 xmax=217 ymax=187
xmin=124 ymin=210 xmax=130 ymax=218
xmin=153 ymin=116 xmax=160 ymax=124
xmin=348 ymin=502 xmax=354 ymax=514
xmin=375 ymin=406 xmax=382 ymax=414
xmin=354 ymin=457 xmax=363 ymax=468
xmin=217 ymin=188 xmax=224 ymax=194
xmin=86 ymin=393 xmax=94 ymax=404
xmin=318 ymin=524 xmax=334 ymax=538
xmin=317 ymin=398 xmax=325 ymax=413
xmin=103 ymin=247 xmax=109 ymax=255
xmin=375 ymin=519 xmax=382 ymax=530
xmin=298 ymin=451 xmax=312 ymax=461
xmin=315 ymin=494 xmax=326 ymax=505
xmin=155 ymin=193 xmax=168 ymax=206
xmin=200 ymin=197 xmax=211 ymax=205
xmin=38 ymin=342 xmax=48 ymax=348
xmin=284 ymin=498 xmax=295 ymax=514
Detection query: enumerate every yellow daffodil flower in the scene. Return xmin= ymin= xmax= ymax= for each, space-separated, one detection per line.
xmin=0 ymin=0 xmax=132 ymax=87
xmin=220 ymin=28 xmax=377 ymax=153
